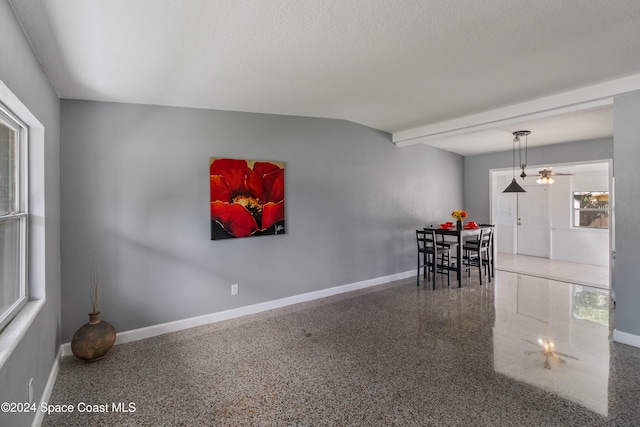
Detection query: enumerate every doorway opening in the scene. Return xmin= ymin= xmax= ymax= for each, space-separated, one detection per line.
xmin=490 ymin=160 xmax=612 ymax=271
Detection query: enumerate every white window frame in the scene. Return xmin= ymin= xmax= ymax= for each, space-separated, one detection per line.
xmin=572 ymin=191 xmax=609 ymax=229
xmin=0 ymin=102 xmax=28 ymax=333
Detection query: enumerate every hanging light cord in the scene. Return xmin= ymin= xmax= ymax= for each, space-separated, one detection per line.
xmin=517 ymin=134 xmax=521 ymax=172
xmin=512 ymin=134 xmax=517 ymax=178
xmin=514 ymin=131 xmax=530 ymax=179
xmin=521 ymin=133 xmax=528 ymax=174
xmin=524 ymin=133 xmax=528 ymax=169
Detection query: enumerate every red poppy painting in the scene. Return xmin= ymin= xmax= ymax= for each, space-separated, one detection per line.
xmin=210 ymin=157 xmax=285 ymax=239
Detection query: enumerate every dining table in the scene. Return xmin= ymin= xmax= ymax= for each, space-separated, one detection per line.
xmin=423 ymin=224 xmax=493 ymax=285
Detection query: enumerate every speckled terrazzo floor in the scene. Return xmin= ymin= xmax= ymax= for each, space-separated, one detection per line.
xmin=42 ymin=270 xmax=640 ymax=427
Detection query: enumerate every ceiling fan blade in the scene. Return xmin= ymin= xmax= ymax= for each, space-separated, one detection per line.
xmin=537 ymin=169 xmax=574 ymax=177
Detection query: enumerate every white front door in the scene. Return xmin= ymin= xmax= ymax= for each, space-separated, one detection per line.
xmin=517 ymin=184 xmax=550 ymax=258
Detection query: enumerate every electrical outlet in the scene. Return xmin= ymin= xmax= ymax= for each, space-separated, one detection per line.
xmin=28 ymin=378 xmax=33 ymax=404
xmin=231 ymin=283 xmax=239 ymax=295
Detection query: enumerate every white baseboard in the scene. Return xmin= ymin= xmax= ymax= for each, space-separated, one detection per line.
xmin=32 ymin=347 xmax=61 ymax=427
xmin=613 ymin=329 xmax=640 ymax=349
xmin=61 ymin=269 xmax=415 ymax=357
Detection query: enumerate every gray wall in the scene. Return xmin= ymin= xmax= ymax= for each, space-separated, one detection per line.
xmin=613 ymin=91 xmax=640 ymax=338
xmin=464 ymin=138 xmax=614 ymax=222
xmin=60 ymin=100 xmax=463 ymax=342
xmin=0 ymin=1 xmax=61 ymax=426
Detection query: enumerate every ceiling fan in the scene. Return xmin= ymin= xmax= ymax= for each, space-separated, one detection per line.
xmin=535 ymin=168 xmax=574 ymax=184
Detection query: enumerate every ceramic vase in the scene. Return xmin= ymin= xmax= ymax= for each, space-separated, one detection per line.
xmin=71 ymin=312 xmax=116 ymax=362
xmin=456 ymin=220 xmax=463 ymax=230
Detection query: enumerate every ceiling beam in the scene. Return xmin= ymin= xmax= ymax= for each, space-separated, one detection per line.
xmin=392 ymin=73 xmax=640 ymax=147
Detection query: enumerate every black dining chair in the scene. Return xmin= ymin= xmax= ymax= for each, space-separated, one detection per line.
xmin=477 ymin=224 xmax=495 ymax=278
xmin=463 ymin=227 xmax=493 ymax=285
xmin=416 ymin=229 xmax=454 ymax=288
xmin=423 ymin=226 xmax=459 ymax=252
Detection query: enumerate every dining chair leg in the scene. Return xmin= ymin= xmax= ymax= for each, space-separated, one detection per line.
xmin=424 ymin=253 xmax=428 ymax=280
xmin=492 ymin=241 xmax=495 ymax=277
xmin=431 ymin=253 xmax=438 ymax=288
xmin=422 ymin=253 xmax=426 ymax=282
xmin=418 ymin=252 xmax=427 ymax=286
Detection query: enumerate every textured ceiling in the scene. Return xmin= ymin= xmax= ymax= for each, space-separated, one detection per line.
xmin=8 ymin=0 xmax=640 ymax=154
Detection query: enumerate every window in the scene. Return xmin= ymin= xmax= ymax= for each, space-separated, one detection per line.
xmin=572 ymin=191 xmax=608 ymax=229
xmin=0 ymin=104 xmax=28 ymax=332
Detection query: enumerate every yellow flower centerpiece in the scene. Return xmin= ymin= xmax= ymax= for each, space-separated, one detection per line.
xmin=451 ymin=210 xmax=468 ymax=221
xmin=451 ymin=210 xmax=468 ymax=229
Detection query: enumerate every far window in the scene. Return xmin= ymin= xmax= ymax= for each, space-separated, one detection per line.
xmin=572 ymin=191 xmax=608 ymax=229
xmin=0 ymin=104 xmax=28 ymax=332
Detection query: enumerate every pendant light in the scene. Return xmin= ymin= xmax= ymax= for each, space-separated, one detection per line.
xmin=503 ymin=131 xmax=528 ymax=193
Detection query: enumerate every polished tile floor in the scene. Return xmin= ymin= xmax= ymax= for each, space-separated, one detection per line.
xmin=41 ymin=255 xmax=638 ymax=426
xmin=492 ymin=254 xmax=627 ymax=420
xmin=497 ymin=252 xmax=610 ymax=289
xmin=492 ymin=271 xmax=610 ymax=416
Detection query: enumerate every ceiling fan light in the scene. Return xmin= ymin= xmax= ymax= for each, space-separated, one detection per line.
xmin=537 ymin=176 xmax=555 ymax=185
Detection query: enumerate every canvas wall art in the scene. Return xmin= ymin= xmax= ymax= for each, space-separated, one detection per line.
xmin=209 ymin=157 xmax=285 ymax=240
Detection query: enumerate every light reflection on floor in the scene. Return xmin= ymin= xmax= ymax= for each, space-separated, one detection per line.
xmin=493 ymin=271 xmax=610 ymax=416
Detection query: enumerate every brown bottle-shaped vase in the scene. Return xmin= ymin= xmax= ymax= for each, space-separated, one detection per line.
xmin=71 ymin=312 xmax=116 ymax=362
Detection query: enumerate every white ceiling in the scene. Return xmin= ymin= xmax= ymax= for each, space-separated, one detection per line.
xmin=8 ymin=0 xmax=640 ymax=155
